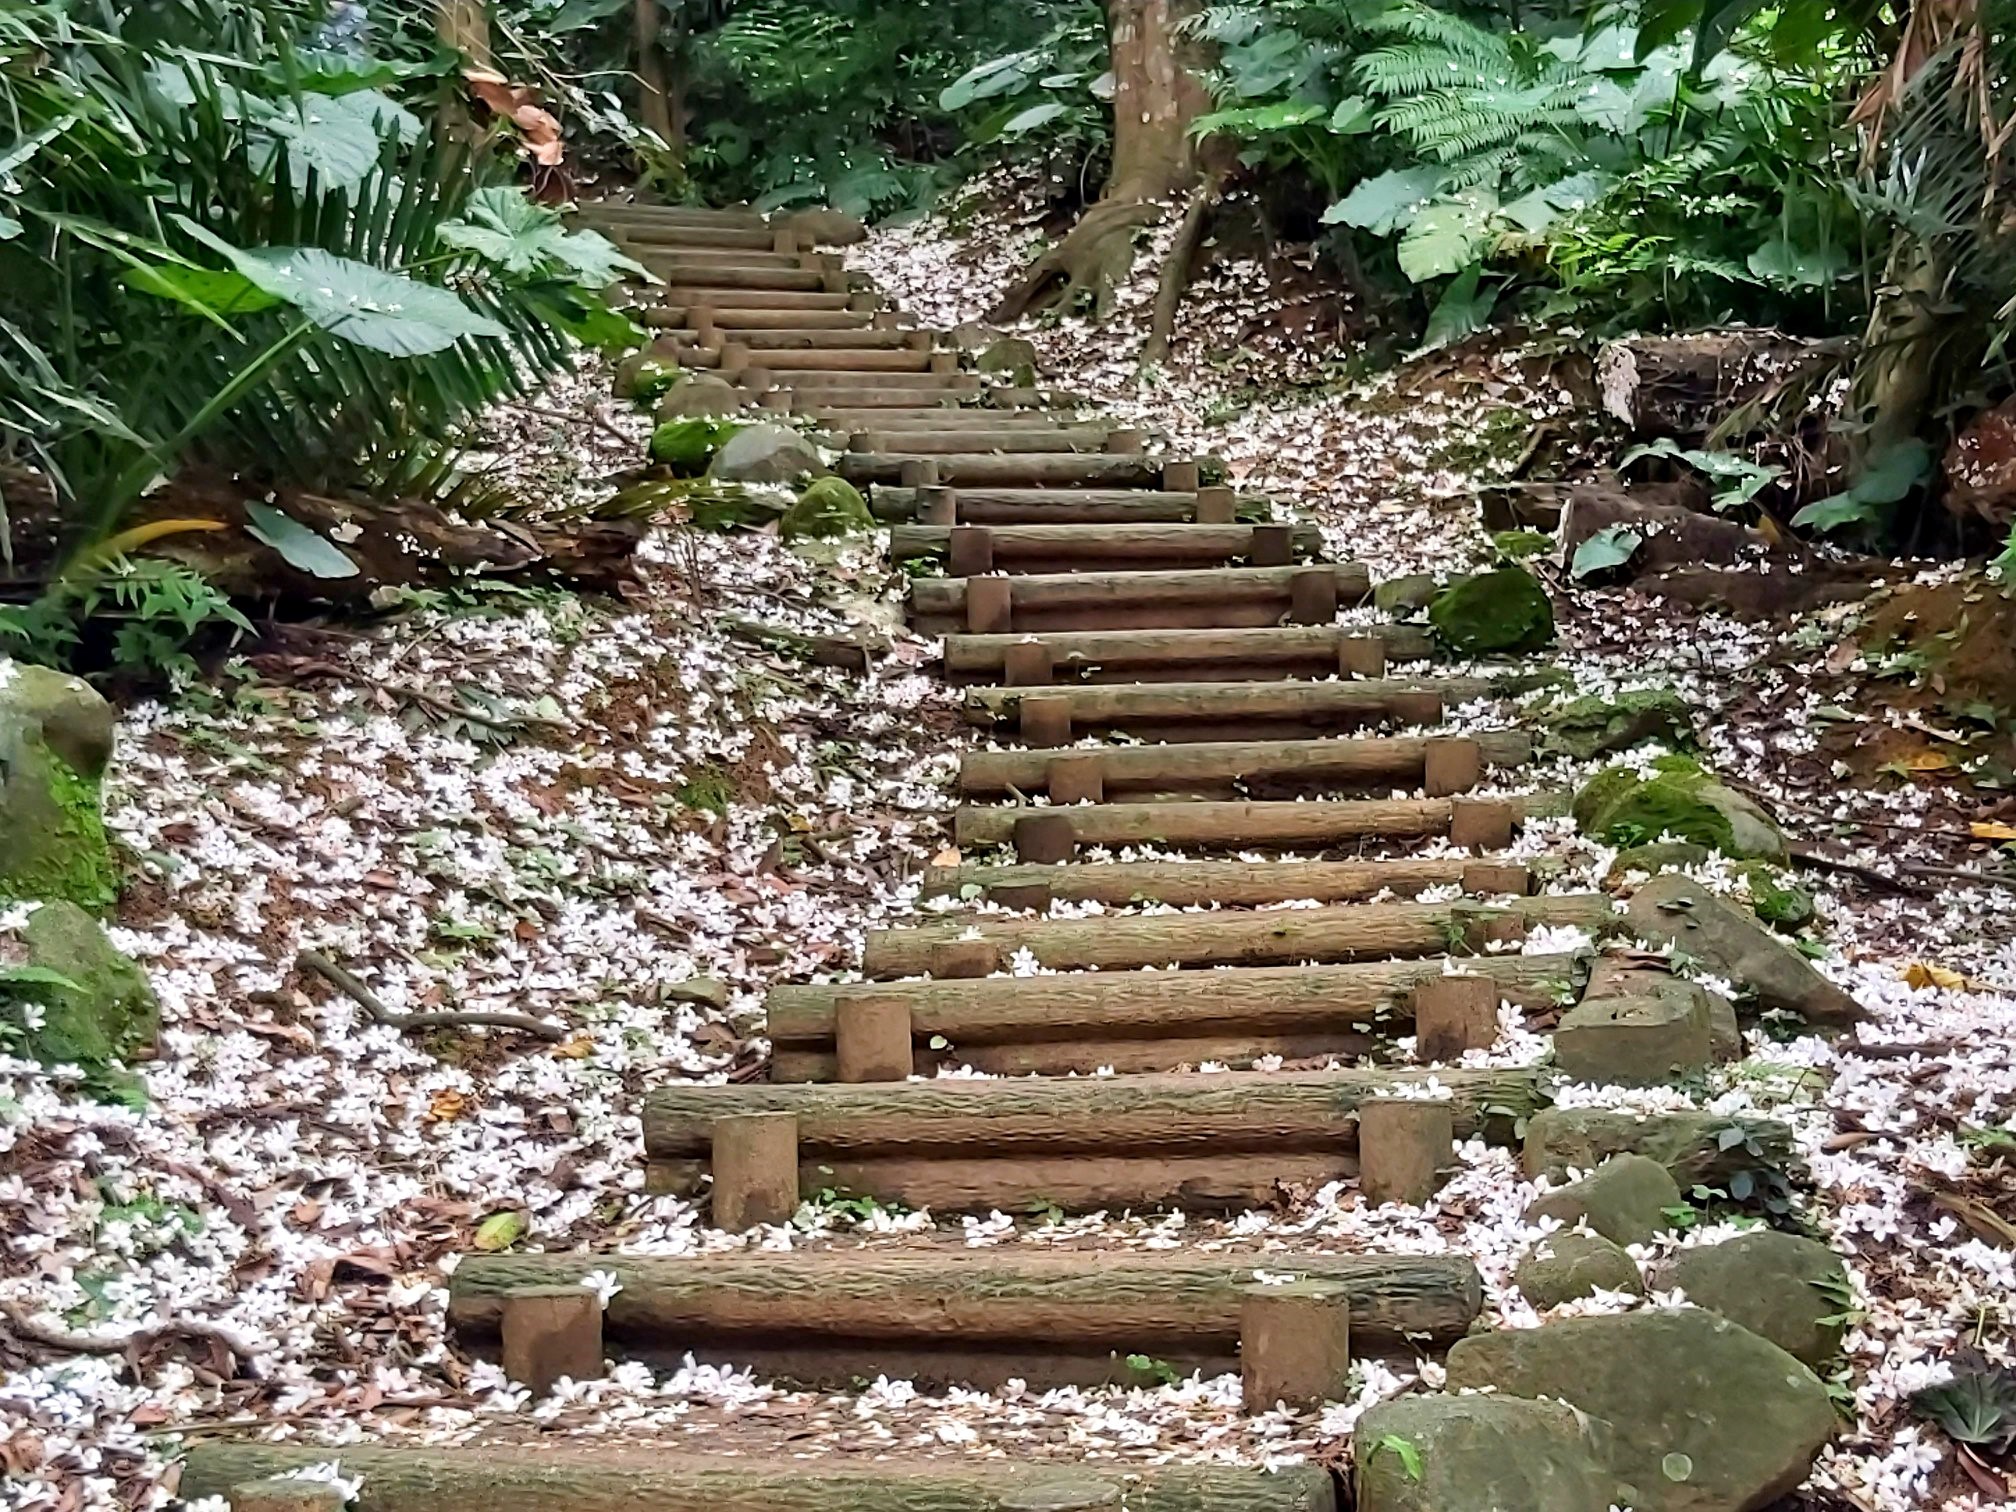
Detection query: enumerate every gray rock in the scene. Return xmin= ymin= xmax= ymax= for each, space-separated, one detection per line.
xmin=1516 ymin=1230 xmax=1644 ymax=1309
xmin=3 ymin=900 xmax=158 ymax=1076
xmin=1573 ymin=756 xmax=1787 ymax=862
xmin=0 ymin=661 xmax=118 ymax=910
xmin=663 ymin=977 xmax=730 ymax=1009
xmin=1542 ymin=689 xmax=1695 ymax=759
xmin=1354 ymin=1394 xmax=1626 ymax=1512
xmin=1555 ymin=983 xmax=1714 ymax=1086
xmin=1584 ymin=956 xmax=1740 ymax=1062
xmin=1657 ymin=1231 xmax=1850 ymax=1368
xmin=784 ymin=208 xmax=867 ymax=247
xmin=1523 ymin=1107 xmax=1795 ymax=1190
xmin=1446 ymin=1309 xmax=1836 ymax=1512
xmin=1373 ymin=573 xmax=1439 ymax=616
xmin=708 ymin=423 xmax=827 ymax=485
xmin=1626 ymin=874 xmax=1862 ymax=1023
xmin=977 ymin=337 xmax=1040 ymax=387
xmin=654 ymin=372 xmax=743 ymax=419
xmin=1526 ymin=1153 xmax=1684 ymax=1246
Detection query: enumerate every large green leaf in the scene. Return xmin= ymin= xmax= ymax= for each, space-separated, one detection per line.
xmin=1398 ymin=192 xmax=1498 ymax=282
xmin=1001 ymin=101 xmax=1070 ymax=136
xmin=244 ymin=501 xmax=359 ymax=579
xmin=1747 ymin=236 xmax=1849 ymax=288
xmin=1419 ymin=265 xmax=1500 ymax=352
xmin=121 ymin=265 xmax=282 ymax=325
xmin=1323 ymin=167 xmax=1445 ymax=233
xmin=940 ymin=49 xmax=1043 ymax=110
xmin=1571 ymin=524 xmax=1644 ymax=578
xmin=439 ymin=187 xmax=647 ymax=286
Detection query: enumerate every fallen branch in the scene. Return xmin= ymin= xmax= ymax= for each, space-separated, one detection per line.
xmin=1787 ymin=843 xmax=1936 ymax=897
xmin=1 ymin=1301 xmax=263 ymax=1374
xmin=296 ymin=950 xmax=567 ymax=1043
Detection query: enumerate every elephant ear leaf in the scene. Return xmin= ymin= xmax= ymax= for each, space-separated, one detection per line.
xmin=244 ymin=502 xmax=360 ymax=580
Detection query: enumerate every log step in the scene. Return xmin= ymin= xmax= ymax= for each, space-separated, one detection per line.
xmin=859 ymin=898 xmax=1606 ymax=980
xmin=582 ymin=203 xmax=771 ymax=230
xmin=923 ymin=856 xmax=1552 ymax=908
xmin=737 ymin=347 xmax=934 ymax=372
xmin=957 ymin=732 xmax=1532 ymax=800
xmin=894 ymin=523 xmax=1319 ymax=575
xmin=641 ymin=1065 xmax=1543 ymax=1213
xmin=844 ymin=451 xmax=1174 ymax=489
xmin=754 ymin=370 xmax=979 ymax=392
xmin=612 ymin=223 xmax=779 ymax=250
xmin=858 ymin=427 xmax=1120 ymax=454
xmin=661 ymin=287 xmax=856 ymax=311
xmin=769 ymin=382 xmax=983 ymax=407
xmin=636 ymin=248 xmax=808 ymax=271
xmin=447 ymin=1249 xmax=1485 ymax=1387
xmin=815 ymin=409 xmax=1084 ymax=429
xmin=182 ymin=1445 xmax=1341 ymax=1512
xmin=953 ymin=793 xmax=1563 ymax=854
xmin=734 ymin=327 xmax=920 ymax=350
xmin=770 ymin=951 xmax=1585 ymax=1079
xmin=961 ymin=676 xmax=1515 ymax=742
xmin=914 ymin=563 xmax=1370 ymax=635
xmin=648 ymin=263 xmax=828 ymax=291
xmin=680 ymin=307 xmax=874 ymax=330
xmin=875 ymin=485 xmax=1231 ymax=524
xmin=945 ymin=624 xmax=1431 ymax=682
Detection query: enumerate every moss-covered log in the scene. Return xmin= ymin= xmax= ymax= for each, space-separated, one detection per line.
xmin=181 ymin=1445 xmax=1338 ymax=1512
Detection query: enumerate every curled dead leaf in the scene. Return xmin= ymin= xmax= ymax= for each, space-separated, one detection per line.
xmin=554 ymin=1035 xmax=595 ymax=1060
xmin=426 ymin=1088 xmax=470 ymax=1123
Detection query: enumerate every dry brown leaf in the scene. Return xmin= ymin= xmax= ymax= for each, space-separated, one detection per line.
xmin=426 ymin=1088 xmax=470 ymax=1123
xmin=554 ymin=1036 xmax=595 ymax=1060
xmin=1903 ymin=961 xmax=1968 ymax=991
xmin=931 ymin=846 xmax=962 ymax=867
xmin=1970 ymin=820 xmax=2016 ymax=840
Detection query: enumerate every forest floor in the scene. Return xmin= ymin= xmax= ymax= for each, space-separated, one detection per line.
xmin=4 ymin=186 xmax=2016 ymax=1512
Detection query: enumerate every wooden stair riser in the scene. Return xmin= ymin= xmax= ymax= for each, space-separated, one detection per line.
xmin=961 ymin=678 xmax=1494 ymax=743
xmin=955 ymin=732 xmax=1530 ymax=801
xmin=816 ymin=410 xmax=1083 ymax=430
xmin=858 ymin=427 xmax=1121 ymax=454
xmin=953 ymin=794 xmax=1551 ymax=854
xmin=846 ymin=452 xmax=1181 ymax=490
xmin=671 ymin=308 xmax=875 ymax=330
xmin=893 ymin=523 xmax=1319 ymax=576
xmin=659 ymin=287 xmax=857 ymax=311
xmin=612 ymin=224 xmax=780 ymax=250
xmin=915 ymin=564 xmax=1369 ymax=636
xmin=725 ymin=347 xmax=936 ymax=372
xmin=634 ymin=248 xmax=812 ymax=272
xmin=582 ymin=205 xmax=770 ymax=229
xmin=727 ymin=328 xmax=922 ymax=350
xmin=923 ymin=856 xmax=1548 ymax=908
xmin=944 ymin=624 xmax=1430 ymax=683
xmin=643 ymin=263 xmax=829 ymax=291
xmin=749 ymin=370 xmax=979 ymax=392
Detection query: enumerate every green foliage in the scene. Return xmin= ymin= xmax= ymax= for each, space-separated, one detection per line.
xmin=1622 ymin=438 xmax=1785 ymax=512
xmin=1911 ymin=1359 xmax=2016 ymax=1455
xmin=1371 ymin=1433 xmax=1425 ymax=1482
xmin=0 ymin=558 xmax=253 ymax=684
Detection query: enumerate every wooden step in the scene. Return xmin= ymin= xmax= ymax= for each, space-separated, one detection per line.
xmin=953 ymin=793 xmax=1561 ymax=856
xmin=956 ymin=732 xmax=1531 ymax=800
xmin=815 ymin=408 xmax=1080 ymax=428
xmin=738 ymin=347 xmax=934 ymax=373
xmin=771 ymin=382 xmax=982 ymax=407
xmin=736 ymin=328 xmax=919 ymax=350
xmin=877 ymin=485 xmax=1226 ymax=523
xmin=912 ymin=564 xmax=1370 ymax=636
xmin=961 ymin=677 xmax=1512 ymax=742
xmin=860 ymin=900 xmax=1605 ymax=980
xmin=448 ymin=1249 xmax=1484 ymax=1388
xmin=843 ymin=451 xmax=1174 ymax=488
xmin=895 ymin=523 xmax=1318 ymax=575
xmin=771 ymin=950 xmax=1584 ymax=1079
xmin=685 ymin=307 xmax=874 ymax=330
xmin=924 ymin=856 xmax=1550 ymax=908
xmin=662 ymin=287 xmax=856 ymax=311
xmin=637 ymin=247 xmax=808 ymax=271
xmin=184 ymin=1445 xmax=1340 ymax=1512
xmin=648 ymin=263 xmax=829 ymax=291
xmin=613 ymin=223 xmax=779 ymax=250
xmin=756 ymin=370 xmax=979 ymax=391
xmin=583 ymin=203 xmax=770 ymax=230
xmin=857 ymin=427 xmax=1119 ymax=454
xmin=641 ymin=1065 xmax=1543 ymax=1212
xmin=945 ymin=624 xmax=1432 ymax=682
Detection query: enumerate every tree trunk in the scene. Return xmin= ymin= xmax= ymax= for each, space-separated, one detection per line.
xmin=990 ymin=0 xmax=1219 ymax=324
xmin=434 ymin=0 xmax=492 ymax=70
xmin=633 ymin=0 xmax=684 ymax=167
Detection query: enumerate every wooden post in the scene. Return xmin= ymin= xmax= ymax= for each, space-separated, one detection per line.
xmin=847 ymin=290 xmax=880 ymax=312
xmin=1288 ymin=567 xmax=1337 ymax=625
xmin=1014 ymin=812 xmax=1078 ymax=864
xmin=499 ymin=1286 xmax=603 ymax=1397
xmin=1240 ymin=1279 xmax=1353 ymax=1410
xmin=1019 ymin=693 xmax=1073 ymax=747
xmin=1357 ymin=1098 xmax=1454 ymax=1207
xmin=821 ymin=268 xmax=850 ymax=294
xmin=900 ymin=458 xmax=940 ymax=488
xmin=1249 ymin=523 xmax=1295 ymax=568
xmin=711 ymin=1112 xmax=799 ymax=1229
xmin=759 ymin=388 xmax=794 ymax=413
xmin=1047 ymin=753 xmax=1105 ymax=805
xmin=966 ymin=576 xmax=1013 ymax=634
xmin=1449 ymin=797 xmax=1516 ymax=851
xmin=1462 ymin=861 xmax=1532 ymax=896
xmin=990 ymin=882 xmax=1054 ymax=912
xmin=1104 ymin=428 xmax=1147 ymax=453
xmin=1162 ymin=460 xmax=1201 ymax=492
xmin=1338 ymin=637 xmax=1387 ymax=679
xmin=1413 ymin=975 xmax=1500 ymax=1062
xmin=930 ymin=352 xmax=961 ymax=374
xmin=718 ymin=341 xmax=752 ymax=377
xmin=835 ymin=996 xmax=914 ymax=1082
xmin=922 ymin=487 xmax=959 ymax=526
xmin=1002 ymin=641 xmax=1055 ymax=687
xmin=948 ymin=526 xmax=995 ymax=578
xmin=228 ymin=1481 xmax=348 ymax=1512
xmin=1387 ymin=691 xmax=1443 ymax=727
xmin=1422 ymin=736 xmax=1482 ymax=797
xmin=1194 ymin=486 xmax=1235 ymax=523
xmin=905 ymin=329 xmax=934 ymax=351
xmin=772 ymin=225 xmax=798 ymax=254
xmin=927 ymin=940 xmax=1001 ymax=979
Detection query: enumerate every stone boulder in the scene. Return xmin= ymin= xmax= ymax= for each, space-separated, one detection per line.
xmin=1516 ymin=1229 xmax=1644 ymax=1309
xmin=1584 ymin=955 xmax=1741 ymax=1061
xmin=977 ymin=337 xmax=1040 ymax=388
xmin=1526 ymin=1153 xmax=1685 ymax=1246
xmin=1573 ymin=755 xmax=1787 ymax=862
xmin=3 ymin=900 xmax=158 ymax=1074
xmin=1524 ymin=1107 xmax=1795 ymax=1190
xmin=708 ymin=423 xmax=827 ymax=485
xmin=1427 ymin=568 xmax=1555 ymax=655
xmin=1657 ymin=1231 xmax=1850 ymax=1368
xmin=1556 ymin=956 xmax=1729 ymax=1086
xmin=1606 ymin=840 xmax=1711 ymax=885
xmin=654 ymin=372 xmax=743 ymax=420
xmin=1354 ymin=1394 xmax=1626 ymax=1512
xmin=1446 ymin=1309 xmax=1835 ymax=1512
xmin=1626 ymin=874 xmax=1862 ymax=1023
xmin=784 ymin=208 xmax=867 ymax=247
xmin=650 ymin=418 xmax=743 ymax=475
xmin=781 ymin=478 xmax=874 ymax=542
xmin=1542 ymin=689 xmax=1695 ymax=759
xmin=1740 ymin=863 xmax=1816 ymax=932
xmin=0 ymin=662 xmax=118 ymax=910
xmin=1373 ymin=573 xmax=1439 ymax=616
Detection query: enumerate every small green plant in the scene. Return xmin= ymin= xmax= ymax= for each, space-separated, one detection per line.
xmin=675 ymin=766 xmax=737 ymax=816
xmin=0 ymin=557 xmax=252 ymax=684
xmin=1123 ymin=1352 xmax=1184 ymax=1388
xmin=1812 ymin=1272 xmax=1866 ymax=1332
xmin=1911 ymin=1356 xmax=2016 ymax=1456
xmin=800 ymin=1187 xmax=909 ymax=1224
xmin=1371 ymin=1433 xmax=1424 ymax=1482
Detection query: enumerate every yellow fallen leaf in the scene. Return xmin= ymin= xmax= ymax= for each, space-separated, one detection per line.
xmin=931 ymin=846 xmax=962 ymax=868
xmin=426 ymin=1088 xmax=470 ymax=1122
xmin=1971 ymin=821 xmax=2016 ymax=841
xmin=554 ymin=1036 xmax=596 ymax=1060
xmin=1904 ymin=962 xmax=1968 ymax=991
xmin=1897 ymin=750 xmax=1956 ymax=771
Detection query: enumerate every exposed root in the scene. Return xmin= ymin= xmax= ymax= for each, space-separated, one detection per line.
xmin=296 ymin=950 xmax=568 ymax=1043
xmin=989 ymin=199 xmax=1164 ymax=325
xmin=1141 ymin=176 xmax=1224 ymax=365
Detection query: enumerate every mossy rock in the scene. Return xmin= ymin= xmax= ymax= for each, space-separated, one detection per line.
xmin=1573 ymin=753 xmax=1787 ymax=862
xmin=1542 ymin=689 xmax=1695 ymax=760
xmin=3 ymin=900 xmax=158 ymax=1075
xmin=976 ymin=337 xmax=1039 ymax=388
xmin=650 ymin=418 xmax=743 ymax=476
xmin=612 ymin=350 xmax=679 ymax=403
xmin=781 ymin=477 xmax=873 ymax=542
xmin=1427 ymin=568 xmax=1554 ymax=655
xmin=0 ymin=662 xmax=118 ymax=911
xmin=1742 ymin=863 xmax=1816 ymax=932
xmin=1492 ymin=528 xmax=1553 ymax=562
xmin=1605 ymin=839 xmax=1712 ymax=886
xmin=1516 ymin=1230 xmax=1644 ymax=1310
xmin=1373 ymin=573 xmax=1440 ymax=616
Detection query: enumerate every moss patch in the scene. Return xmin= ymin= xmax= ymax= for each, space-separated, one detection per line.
xmin=1542 ymin=689 xmax=1695 ymax=760
xmin=3 ymin=899 xmax=157 ymax=1073
xmin=1742 ymin=864 xmax=1816 ymax=931
xmin=0 ymin=749 xmax=118 ymax=911
xmin=1574 ymin=754 xmax=1787 ymax=861
xmin=782 ymin=477 xmax=873 ymax=542
xmin=1428 ymin=568 xmax=1555 ymax=655
xmin=650 ymin=418 xmax=744 ymax=476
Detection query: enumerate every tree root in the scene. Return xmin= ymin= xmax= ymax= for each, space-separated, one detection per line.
xmin=297 ymin=950 xmax=568 ymax=1043
xmin=1142 ymin=176 xmax=1224 ymax=365
xmin=1 ymin=1301 xmax=264 ymax=1376
xmin=990 ymin=199 xmax=1164 ymax=325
